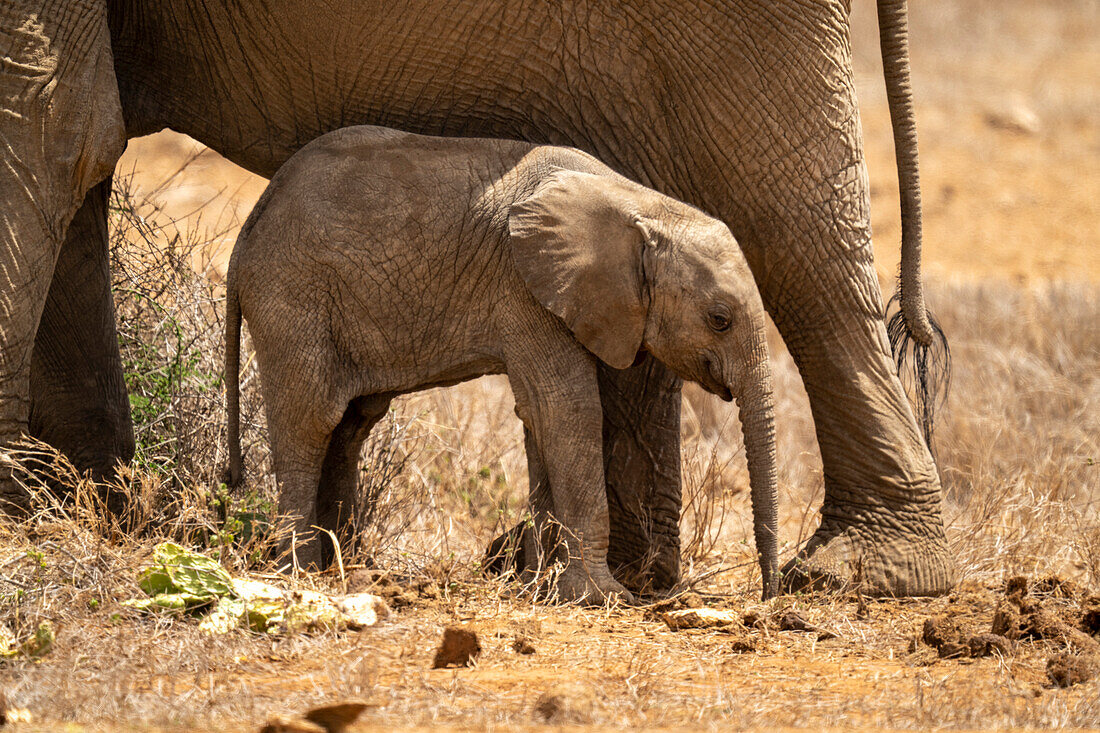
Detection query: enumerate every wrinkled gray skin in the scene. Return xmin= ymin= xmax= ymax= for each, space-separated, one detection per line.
xmin=1 ymin=0 xmax=954 ymax=596
xmin=225 ymin=127 xmax=780 ymax=603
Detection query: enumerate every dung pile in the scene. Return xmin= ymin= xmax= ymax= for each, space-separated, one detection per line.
xmin=915 ymin=575 xmax=1100 ymax=687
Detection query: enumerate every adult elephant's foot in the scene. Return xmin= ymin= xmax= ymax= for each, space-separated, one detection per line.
xmin=781 ymin=516 xmax=955 ymax=597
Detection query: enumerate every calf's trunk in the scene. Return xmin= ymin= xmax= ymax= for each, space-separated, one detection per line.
xmin=731 ymin=345 xmax=779 ymax=600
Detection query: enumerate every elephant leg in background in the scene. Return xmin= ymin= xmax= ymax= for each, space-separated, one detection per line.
xmin=489 ymin=358 xmax=683 ymax=595
xmin=483 ymin=426 xmax=551 ymax=578
xmin=521 ymin=427 xmax=556 ymax=575
xmin=30 ymin=180 xmax=134 ymax=504
xmin=0 ymin=1 xmax=126 ymax=509
xmin=598 ymin=358 xmax=683 ymax=593
xmin=315 ymin=394 xmax=392 ymax=567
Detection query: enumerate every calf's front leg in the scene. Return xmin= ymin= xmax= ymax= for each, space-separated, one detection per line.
xmin=505 ymin=336 xmax=633 ymax=605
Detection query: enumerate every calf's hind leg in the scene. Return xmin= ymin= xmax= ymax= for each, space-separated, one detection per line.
xmin=316 ymin=395 xmax=392 ymax=567
xmin=262 ymin=385 xmax=343 ymax=570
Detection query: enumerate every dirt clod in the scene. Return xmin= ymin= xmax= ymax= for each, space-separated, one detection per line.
xmin=730 ymin=633 xmax=757 ymax=653
xmin=777 ymin=610 xmax=838 ymax=639
xmin=920 ymin=616 xmax=1010 ymax=659
xmin=1079 ymin=599 xmax=1100 ymax=635
xmin=512 ymin=635 xmax=536 ymax=655
xmin=432 ymin=626 xmax=481 ymax=668
xmin=922 ymin=615 xmax=964 ymax=649
xmin=1022 ymin=608 xmax=1099 ymax=653
xmin=345 ymin=568 xmax=383 ymax=594
xmin=302 ymin=701 xmax=372 ymax=732
xmin=346 ymin=569 xmax=418 ymax=609
xmin=1033 ymin=576 xmax=1082 ymax=600
xmin=742 ymin=610 xmax=766 ymax=629
xmin=1047 ymin=653 xmax=1098 ymax=688
xmin=938 ymin=641 xmax=970 ymax=659
xmin=992 ymin=603 xmax=1023 ymax=640
xmin=1005 ymin=576 xmax=1030 ymax=599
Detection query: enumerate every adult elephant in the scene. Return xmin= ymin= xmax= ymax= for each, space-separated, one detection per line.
xmin=0 ymin=0 xmax=953 ymax=596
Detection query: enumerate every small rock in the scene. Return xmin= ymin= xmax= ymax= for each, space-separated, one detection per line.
xmin=303 ymin=700 xmax=372 ymax=732
xmin=1047 ymin=653 xmax=1098 ymax=688
xmin=432 ymin=626 xmax=481 ymax=669
xmin=332 ymin=594 xmax=389 ymax=629
xmin=512 ymin=635 xmax=536 ymax=655
xmin=968 ymin=633 xmax=1013 ymax=658
xmin=983 ymin=99 xmax=1041 ymax=136
xmin=534 ymin=683 xmax=594 ymax=724
xmin=661 ymin=608 xmax=741 ymax=631
xmin=258 ymin=714 xmax=326 ymax=733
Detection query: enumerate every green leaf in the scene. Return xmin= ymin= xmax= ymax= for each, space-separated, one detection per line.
xmin=199 ymin=597 xmax=248 ymax=634
xmin=142 ymin=543 xmax=234 ymax=600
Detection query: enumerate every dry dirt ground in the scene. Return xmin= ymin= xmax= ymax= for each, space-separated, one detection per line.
xmin=1 ymin=0 xmax=1098 ymax=730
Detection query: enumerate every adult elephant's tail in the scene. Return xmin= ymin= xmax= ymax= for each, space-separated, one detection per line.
xmin=877 ymin=0 xmax=950 ymax=445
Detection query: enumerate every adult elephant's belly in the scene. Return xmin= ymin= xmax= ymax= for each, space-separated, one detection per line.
xmin=111 ymin=1 xmax=575 ymax=178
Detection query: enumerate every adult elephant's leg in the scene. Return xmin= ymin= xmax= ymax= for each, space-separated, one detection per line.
xmin=30 ymin=180 xmax=134 ymax=487
xmin=598 ymin=357 xmax=683 ymax=593
xmin=0 ymin=1 xmax=126 ymax=508
xmin=484 ymin=427 xmax=550 ymax=576
xmin=760 ymin=223 xmax=954 ymax=597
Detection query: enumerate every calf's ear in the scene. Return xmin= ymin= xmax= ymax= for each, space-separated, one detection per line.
xmin=507 ymin=169 xmax=650 ymax=370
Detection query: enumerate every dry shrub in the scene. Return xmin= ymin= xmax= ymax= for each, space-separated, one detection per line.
xmin=931 ymin=281 xmax=1100 ymax=584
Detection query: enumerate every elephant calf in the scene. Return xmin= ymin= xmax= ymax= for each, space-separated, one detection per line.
xmin=225 ymin=124 xmax=779 ymax=603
